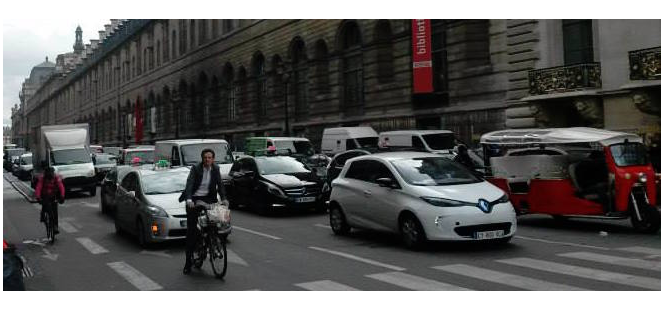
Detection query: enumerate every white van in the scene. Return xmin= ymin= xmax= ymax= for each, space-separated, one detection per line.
xmin=155 ymin=139 xmax=234 ymax=179
xmin=321 ymin=127 xmax=379 ymax=156
xmin=378 ymin=130 xmax=457 ymax=157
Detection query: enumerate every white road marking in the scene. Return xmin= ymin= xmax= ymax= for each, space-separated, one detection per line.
xmin=432 ymin=264 xmax=584 ymax=291
xmin=107 ymin=261 xmax=162 ymax=291
xmin=226 ymin=249 xmax=249 ymax=266
xmin=232 ymin=226 xmax=282 ymax=240
xmin=139 ymin=250 xmax=173 ymax=259
xmin=366 ymin=272 xmax=470 ymax=291
xmin=514 ymin=235 xmax=610 ymax=250
xmin=314 ymin=224 xmax=331 ymax=229
xmin=79 ymin=201 xmax=98 ymax=208
xmin=76 ymin=237 xmax=109 ymax=254
xmin=59 ymin=221 xmax=78 ymax=233
xmin=497 ymin=257 xmax=661 ymax=290
xmin=558 ymin=252 xmax=660 ymax=271
xmin=295 ymin=280 xmax=360 ymax=291
xmin=309 ymin=246 xmax=405 ymax=271
xmin=615 ymin=246 xmax=661 ymax=256
xmin=41 ymin=248 xmax=59 ymax=261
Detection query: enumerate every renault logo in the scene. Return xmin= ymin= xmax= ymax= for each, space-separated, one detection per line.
xmin=477 ymin=199 xmax=492 ymax=213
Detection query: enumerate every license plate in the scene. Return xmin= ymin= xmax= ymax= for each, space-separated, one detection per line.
xmin=474 ymin=230 xmax=504 ymax=240
xmin=180 ymin=220 xmax=187 ymax=227
xmin=295 ymin=197 xmax=316 ymax=203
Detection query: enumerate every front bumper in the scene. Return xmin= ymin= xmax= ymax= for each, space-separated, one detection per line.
xmin=418 ymin=202 xmax=517 ymax=241
xmin=146 ymin=215 xmax=232 ymax=243
xmin=62 ymin=176 xmax=97 ymax=191
xmin=266 ymin=194 xmax=325 ymax=210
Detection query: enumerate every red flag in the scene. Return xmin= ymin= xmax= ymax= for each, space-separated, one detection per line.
xmin=135 ymin=96 xmax=143 ymax=143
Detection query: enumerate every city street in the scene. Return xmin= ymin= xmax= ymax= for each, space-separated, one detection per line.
xmin=3 ymin=171 xmax=660 ymax=291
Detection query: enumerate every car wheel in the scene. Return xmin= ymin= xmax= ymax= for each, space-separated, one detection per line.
xmin=136 ymin=219 xmax=149 ymax=248
xmin=630 ymin=195 xmax=661 ymax=234
xmin=329 ymin=204 xmax=350 ymax=235
xmin=114 ymin=219 xmax=123 ymax=235
xmin=100 ymin=195 xmax=108 ymax=214
xmin=400 ymin=214 xmax=426 ymax=250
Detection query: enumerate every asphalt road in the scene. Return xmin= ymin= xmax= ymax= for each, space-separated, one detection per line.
xmin=3 ymin=171 xmax=661 ymax=291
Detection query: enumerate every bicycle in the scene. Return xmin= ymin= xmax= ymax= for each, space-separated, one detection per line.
xmin=192 ymin=201 xmax=229 ymax=279
xmin=41 ymin=199 xmax=57 ymax=244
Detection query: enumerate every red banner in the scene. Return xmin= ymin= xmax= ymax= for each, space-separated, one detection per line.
xmin=412 ymin=19 xmax=433 ymax=94
xmin=135 ymin=96 xmax=143 ymax=144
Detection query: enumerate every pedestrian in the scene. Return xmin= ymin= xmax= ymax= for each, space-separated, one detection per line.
xmin=178 ymin=148 xmax=228 ymax=275
xmin=35 ymin=165 xmax=65 ymax=234
xmin=453 ymin=144 xmax=475 ymax=170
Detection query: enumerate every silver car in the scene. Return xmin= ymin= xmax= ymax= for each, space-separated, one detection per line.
xmin=114 ymin=167 xmax=232 ymax=247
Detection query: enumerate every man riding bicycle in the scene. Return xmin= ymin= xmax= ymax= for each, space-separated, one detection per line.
xmin=35 ymin=166 xmax=65 ymax=234
xmin=178 ymin=148 xmax=228 ymax=275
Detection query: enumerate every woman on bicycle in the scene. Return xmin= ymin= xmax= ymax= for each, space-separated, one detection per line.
xmin=178 ymin=148 xmax=228 ymax=275
xmin=35 ymin=166 xmax=65 ymax=234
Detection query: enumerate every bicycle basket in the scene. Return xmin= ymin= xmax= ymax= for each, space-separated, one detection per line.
xmin=207 ymin=203 xmax=231 ymax=224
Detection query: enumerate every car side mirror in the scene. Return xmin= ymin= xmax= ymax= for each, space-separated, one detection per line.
xmin=376 ymin=178 xmax=397 ymax=188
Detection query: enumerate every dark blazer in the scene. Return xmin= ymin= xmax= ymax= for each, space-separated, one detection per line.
xmin=179 ymin=163 xmax=227 ymax=203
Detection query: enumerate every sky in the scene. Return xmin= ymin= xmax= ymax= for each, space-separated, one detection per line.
xmin=3 ymin=18 xmax=109 ymax=127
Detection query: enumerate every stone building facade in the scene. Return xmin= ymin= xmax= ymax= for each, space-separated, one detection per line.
xmin=14 ymin=19 xmax=660 ymax=155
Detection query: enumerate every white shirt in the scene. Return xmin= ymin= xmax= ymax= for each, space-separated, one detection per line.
xmin=193 ymin=166 xmax=212 ymax=197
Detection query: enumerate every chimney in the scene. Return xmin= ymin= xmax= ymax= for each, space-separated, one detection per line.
xmin=99 ymin=30 xmax=106 ymax=42
xmin=104 ymin=24 xmax=112 ymax=35
xmin=90 ymin=39 xmax=99 ymax=50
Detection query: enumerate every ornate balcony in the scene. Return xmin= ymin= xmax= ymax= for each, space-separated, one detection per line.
xmin=629 ymin=47 xmax=661 ymax=80
xmin=528 ymin=63 xmax=602 ymax=95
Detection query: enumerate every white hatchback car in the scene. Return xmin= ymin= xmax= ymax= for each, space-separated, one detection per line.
xmin=328 ymin=152 xmax=517 ymax=249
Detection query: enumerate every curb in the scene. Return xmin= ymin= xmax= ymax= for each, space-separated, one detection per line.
xmin=5 ymin=174 xmax=37 ymax=203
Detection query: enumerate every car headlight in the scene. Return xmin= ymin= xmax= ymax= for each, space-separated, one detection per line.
xmin=147 ymin=205 xmax=168 ymax=217
xmin=263 ymin=181 xmax=287 ymax=198
xmin=497 ymin=193 xmax=510 ymax=203
xmin=638 ymin=173 xmax=648 ymax=183
xmin=87 ymin=170 xmax=96 ymax=177
xmin=421 ymin=196 xmax=474 ymax=207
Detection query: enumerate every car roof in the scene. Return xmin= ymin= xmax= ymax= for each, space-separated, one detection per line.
xmin=123 ymin=148 xmax=154 ymax=152
xmin=156 ymin=139 xmax=228 ymax=145
xmin=351 ymin=151 xmax=441 ymax=162
xmin=380 ymin=130 xmax=454 ymax=135
xmin=481 ymin=127 xmax=642 ymax=146
xmin=137 ymin=166 xmax=190 ymax=177
xmin=20 ymin=153 xmax=32 ymax=157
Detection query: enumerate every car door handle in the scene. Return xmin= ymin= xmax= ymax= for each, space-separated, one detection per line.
xmin=363 ymin=190 xmax=372 ymax=196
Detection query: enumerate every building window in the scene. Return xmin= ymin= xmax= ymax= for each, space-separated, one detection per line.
xmin=172 ymin=30 xmax=177 ymax=59
xmin=179 ymin=20 xmax=187 ymax=55
xmin=229 ymin=86 xmax=237 ymax=121
xmin=431 ymin=19 xmax=448 ymax=93
xmin=156 ymin=41 xmax=161 ymax=67
xmin=375 ymin=20 xmax=394 ymax=84
xmin=340 ymin=22 xmax=364 ymax=116
xmin=563 ymin=19 xmax=594 ymax=65
xmin=252 ymin=53 xmax=267 ymax=121
xmin=199 ymin=20 xmax=208 ymax=45
xmin=212 ymin=20 xmax=219 ymax=38
xmin=291 ymin=39 xmax=308 ymax=121
xmin=163 ymin=22 xmax=170 ymax=62
xmin=314 ymin=40 xmax=330 ymax=94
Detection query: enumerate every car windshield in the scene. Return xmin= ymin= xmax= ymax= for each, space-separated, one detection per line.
xmin=181 ymin=143 xmax=231 ymax=165
xmin=273 ymin=140 xmax=315 ymax=156
xmin=355 ymin=137 xmax=379 ymax=148
xmin=20 ymin=156 xmax=32 ymax=165
xmin=255 ymin=156 xmax=311 ymax=175
xmin=142 ymin=170 xmax=189 ymax=195
xmin=422 ymin=133 xmax=455 ymax=150
xmin=610 ymin=143 xmax=649 ymax=167
xmin=51 ymin=149 xmax=92 ymax=165
xmin=95 ymin=155 xmax=117 ymax=165
xmin=124 ymin=150 xmax=154 ymax=164
xmin=391 ymin=157 xmax=482 ymax=186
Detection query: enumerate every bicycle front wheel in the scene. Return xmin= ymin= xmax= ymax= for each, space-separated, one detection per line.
xmin=208 ymin=233 xmax=227 ymax=279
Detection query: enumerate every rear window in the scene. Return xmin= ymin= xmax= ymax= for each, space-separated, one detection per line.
xmin=421 ymin=133 xmax=455 ymax=151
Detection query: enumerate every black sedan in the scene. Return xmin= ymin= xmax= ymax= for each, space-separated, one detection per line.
xmin=227 ymin=156 xmax=325 ymax=215
xmin=3 ymin=240 xmax=25 ymax=291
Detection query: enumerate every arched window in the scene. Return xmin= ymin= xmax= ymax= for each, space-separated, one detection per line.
xmin=179 ymin=20 xmax=187 ymax=55
xmin=251 ymin=53 xmax=267 ymax=122
xmin=163 ymin=21 xmax=170 ymax=62
xmin=375 ymin=20 xmax=394 ymax=83
xmin=162 ymin=87 xmax=171 ymax=130
xmin=290 ymin=38 xmax=308 ymax=121
xmin=197 ymin=73 xmax=210 ymax=129
xmin=431 ymin=19 xmax=448 ymax=93
xmin=222 ymin=63 xmax=234 ymax=123
xmin=233 ymin=67 xmax=247 ymax=122
xmin=313 ymin=40 xmax=330 ymax=94
xmin=339 ymin=21 xmax=364 ymax=116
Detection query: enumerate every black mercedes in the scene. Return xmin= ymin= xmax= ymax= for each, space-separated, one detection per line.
xmin=227 ymin=155 xmax=325 ymax=215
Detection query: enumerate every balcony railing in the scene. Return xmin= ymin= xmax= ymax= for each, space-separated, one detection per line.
xmin=629 ymin=47 xmax=661 ymax=80
xmin=528 ymin=63 xmax=602 ymax=95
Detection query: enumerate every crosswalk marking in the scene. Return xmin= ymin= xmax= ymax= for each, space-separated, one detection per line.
xmin=59 ymin=221 xmax=78 ymax=233
xmin=366 ymin=272 xmax=470 ymax=291
xmin=514 ymin=235 xmax=610 ymax=250
xmin=615 ymin=246 xmax=661 ymax=256
xmin=558 ymin=252 xmax=660 ymax=271
xmin=295 ymin=280 xmax=359 ymax=291
xmin=309 ymin=247 xmax=405 ymax=271
xmin=107 ymin=261 xmax=162 ymax=291
xmin=76 ymin=237 xmax=109 ymax=254
xmin=232 ymin=226 xmax=282 ymax=240
xmin=432 ymin=264 xmax=584 ymax=291
xmin=497 ymin=257 xmax=660 ymax=290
